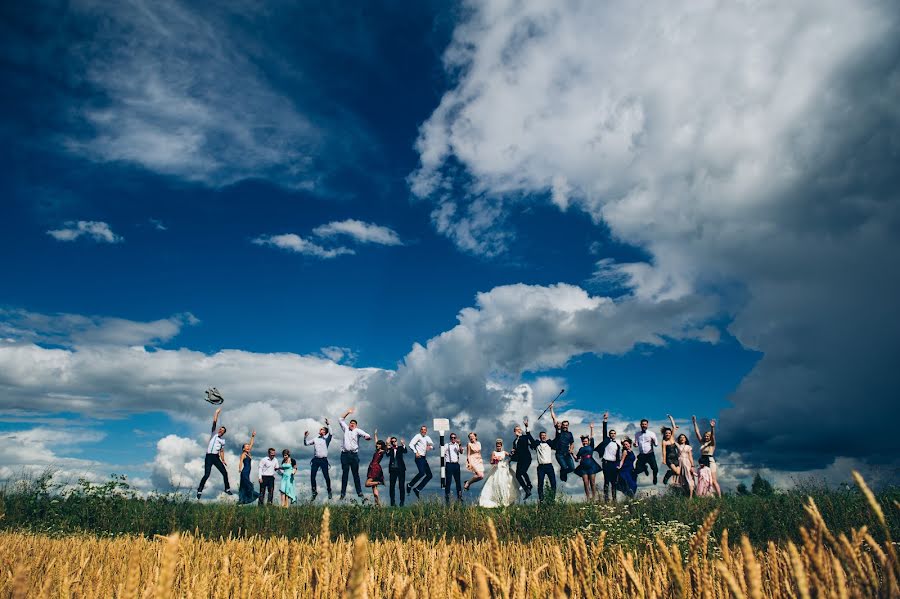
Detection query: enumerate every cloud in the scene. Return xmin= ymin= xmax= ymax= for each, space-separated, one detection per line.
xmin=313 ymin=219 xmax=403 ymax=246
xmin=0 ymin=426 xmax=111 ymax=485
xmin=252 ymin=234 xmax=354 ymax=259
xmin=46 ymin=221 xmax=123 ymax=243
xmin=0 ymin=309 xmax=198 ymax=347
xmin=61 ymin=0 xmax=321 ymax=188
xmin=319 ymin=346 xmax=358 ymax=365
xmin=410 ymin=0 xmax=900 ymax=469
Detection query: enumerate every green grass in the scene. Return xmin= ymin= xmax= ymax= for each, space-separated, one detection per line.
xmin=1 ymin=474 xmax=897 ymax=549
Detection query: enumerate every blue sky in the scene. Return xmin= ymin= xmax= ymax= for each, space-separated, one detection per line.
xmin=1 ymin=0 xmax=897 ymax=492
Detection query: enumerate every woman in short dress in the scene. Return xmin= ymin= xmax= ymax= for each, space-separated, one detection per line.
xmin=675 ymin=434 xmax=695 ymax=498
xmin=692 ymin=416 xmax=722 ymax=497
xmin=661 ymin=414 xmax=680 ymax=485
xmin=464 ymin=432 xmax=485 ymax=491
xmin=364 ymin=431 xmax=387 ymax=506
xmin=278 ymin=450 xmax=297 ymax=507
xmin=573 ymin=423 xmax=601 ymax=501
xmin=617 ymin=438 xmax=638 ymax=497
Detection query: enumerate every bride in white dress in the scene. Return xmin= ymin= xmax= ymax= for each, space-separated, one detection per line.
xmin=479 ymin=439 xmax=520 ymax=508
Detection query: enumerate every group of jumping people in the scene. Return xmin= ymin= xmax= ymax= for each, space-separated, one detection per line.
xmin=195 ymin=405 xmax=721 ymax=506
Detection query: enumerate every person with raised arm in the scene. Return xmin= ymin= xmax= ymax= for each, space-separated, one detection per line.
xmin=692 ymin=416 xmax=722 ymax=497
xmin=633 ymin=418 xmax=659 ymax=485
xmin=617 ymin=438 xmax=638 ymax=497
xmin=197 ymin=407 xmax=233 ymax=499
xmin=364 ymin=430 xmax=387 ymax=506
xmin=443 ymin=432 xmax=463 ymax=504
xmin=595 ymin=412 xmax=621 ymax=502
xmin=406 ymin=425 xmax=435 ymax=498
xmin=338 ymin=408 xmax=371 ymax=500
xmin=463 ymin=432 xmax=485 ymax=492
xmin=549 ymin=405 xmax=576 ymax=482
xmin=661 ymin=415 xmax=680 ymax=485
xmin=387 ymin=436 xmax=408 ymax=506
xmin=510 ymin=419 xmax=535 ymax=499
xmin=530 ymin=429 xmax=557 ymax=501
xmin=257 ymin=447 xmax=278 ymax=506
xmin=237 ymin=430 xmax=258 ymax=505
xmin=304 ymin=418 xmax=333 ymax=500
xmin=574 ymin=423 xmax=601 ymax=501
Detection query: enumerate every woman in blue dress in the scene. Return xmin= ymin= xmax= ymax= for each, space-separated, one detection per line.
xmin=237 ymin=430 xmax=259 ymax=505
xmin=573 ymin=423 xmax=601 ymax=500
xmin=617 ymin=438 xmax=638 ymax=497
xmin=277 ymin=449 xmax=297 ymax=507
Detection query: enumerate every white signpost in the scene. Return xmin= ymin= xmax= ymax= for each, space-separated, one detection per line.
xmin=433 ymin=418 xmax=450 ymax=489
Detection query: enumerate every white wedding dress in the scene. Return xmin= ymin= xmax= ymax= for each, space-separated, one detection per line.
xmin=479 ymin=451 xmax=520 ymax=508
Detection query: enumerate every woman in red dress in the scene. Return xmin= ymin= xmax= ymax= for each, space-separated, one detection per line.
xmin=364 ymin=430 xmax=387 ymax=506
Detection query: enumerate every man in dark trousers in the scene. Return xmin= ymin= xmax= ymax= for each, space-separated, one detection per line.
xmin=633 ymin=418 xmax=659 ymax=485
xmin=387 ymin=436 xmax=407 ymax=506
xmin=549 ymin=406 xmax=576 ymax=481
xmin=257 ymin=447 xmax=278 ymax=505
xmin=197 ymin=407 xmax=233 ymax=499
xmin=338 ymin=407 xmax=371 ymax=500
xmin=510 ymin=418 xmax=535 ymax=499
xmin=443 ymin=432 xmax=463 ymax=504
xmin=530 ymin=429 xmax=557 ymax=501
xmin=595 ymin=412 xmax=621 ymax=501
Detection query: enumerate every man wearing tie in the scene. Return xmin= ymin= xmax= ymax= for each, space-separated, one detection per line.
xmin=443 ymin=433 xmax=463 ymax=504
xmin=338 ymin=407 xmax=371 ymax=500
xmin=387 ymin=436 xmax=408 ymax=506
xmin=406 ymin=425 xmax=434 ymax=498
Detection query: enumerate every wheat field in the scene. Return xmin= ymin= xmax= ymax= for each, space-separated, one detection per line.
xmin=0 ymin=472 xmax=896 ymax=598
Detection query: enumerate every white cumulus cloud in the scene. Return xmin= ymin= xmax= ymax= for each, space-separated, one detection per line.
xmin=252 ymin=234 xmax=354 ymax=259
xmin=313 ymin=219 xmax=403 ymax=246
xmin=47 ymin=221 xmax=123 ymax=243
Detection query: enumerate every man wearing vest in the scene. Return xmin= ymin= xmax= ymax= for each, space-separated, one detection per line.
xmin=197 ymin=407 xmax=232 ymax=499
xmin=530 ymin=429 xmax=557 ymax=501
xmin=444 ymin=432 xmax=463 ymax=504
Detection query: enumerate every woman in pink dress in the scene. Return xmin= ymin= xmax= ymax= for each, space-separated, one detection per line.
xmin=464 ymin=432 xmax=485 ymax=491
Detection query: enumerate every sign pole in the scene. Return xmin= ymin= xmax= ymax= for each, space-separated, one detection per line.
xmin=433 ymin=418 xmax=450 ymax=491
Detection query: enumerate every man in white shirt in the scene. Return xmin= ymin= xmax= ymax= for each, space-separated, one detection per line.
xmin=595 ymin=412 xmax=621 ymax=501
xmin=304 ymin=419 xmax=333 ymax=500
xmin=196 ymin=408 xmax=232 ymax=499
xmin=406 ymin=425 xmax=434 ymax=498
xmin=530 ymin=430 xmax=557 ymax=501
xmin=633 ymin=418 xmax=659 ymax=484
xmin=257 ymin=447 xmax=279 ymax=505
xmin=338 ymin=408 xmax=371 ymax=500
xmin=443 ymin=433 xmax=463 ymax=503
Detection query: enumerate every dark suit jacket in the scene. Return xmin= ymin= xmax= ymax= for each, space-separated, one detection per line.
xmin=387 ymin=445 xmax=407 ymax=471
xmin=510 ymin=432 xmax=534 ymax=463
xmin=594 ymin=421 xmax=621 ymax=462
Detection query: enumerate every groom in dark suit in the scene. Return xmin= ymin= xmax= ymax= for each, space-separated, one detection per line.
xmin=387 ymin=436 xmax=407 ymax=506
xmin=510 ymin=418 xmax=535 ymax=499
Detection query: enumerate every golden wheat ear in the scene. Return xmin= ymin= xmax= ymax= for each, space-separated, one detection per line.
xmin=344 ymin=534 xmax=369 ymax=599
